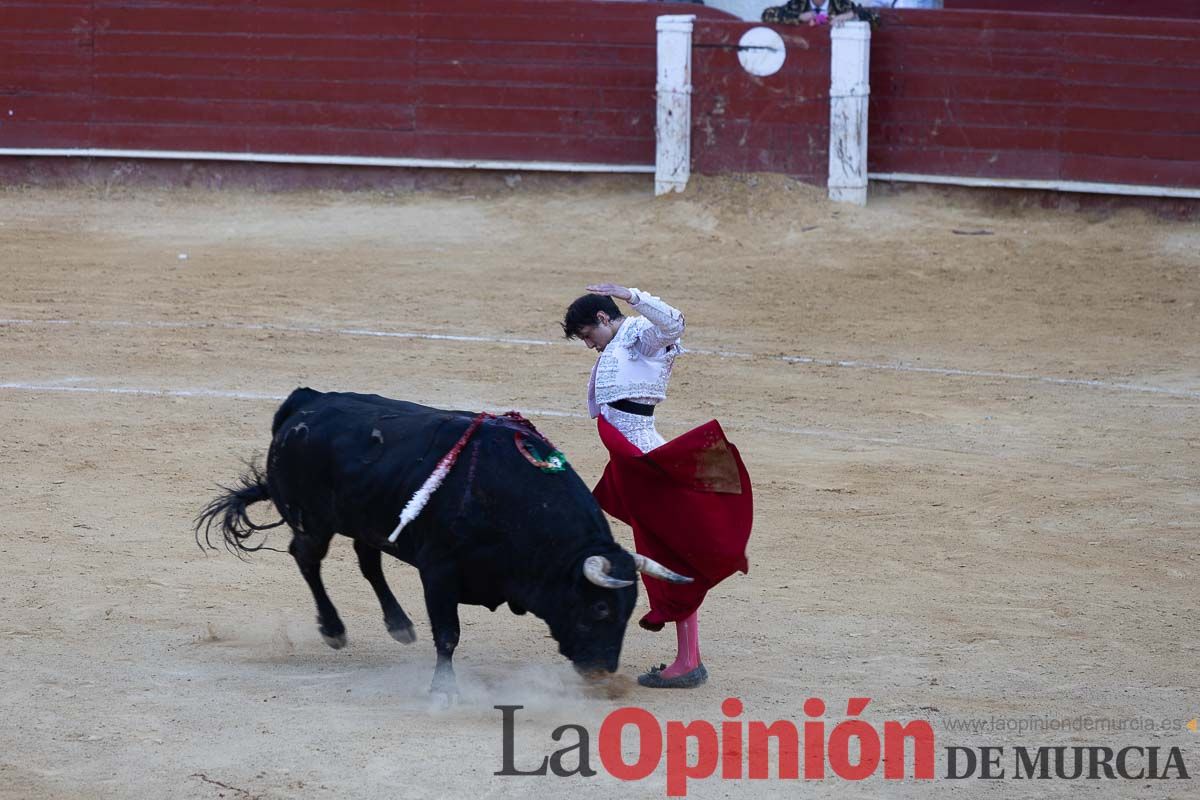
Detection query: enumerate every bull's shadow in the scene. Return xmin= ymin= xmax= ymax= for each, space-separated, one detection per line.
xmin=195 ymin=388 xmax=688 ymax=702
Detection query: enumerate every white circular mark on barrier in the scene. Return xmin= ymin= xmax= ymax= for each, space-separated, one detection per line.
xmin=738 ymin=27 xmax=786 ymax=77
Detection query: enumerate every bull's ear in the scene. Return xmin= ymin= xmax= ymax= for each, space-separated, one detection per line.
xmin=583 ymin=555 xmax=635 ymax=589
xmin=633 ymin=553 xmax=693 ymax=584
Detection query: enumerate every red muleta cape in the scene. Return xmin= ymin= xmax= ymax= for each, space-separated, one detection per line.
xmin=593 ymin=416 xmax=752 ymax=630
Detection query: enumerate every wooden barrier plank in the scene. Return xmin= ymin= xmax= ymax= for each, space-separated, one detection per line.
xmin=1063 ymin=105 xmax=1200 ymax=134
xmin=1063 ymin=83 xmax=1200 ymax=112
xmin=943 ymin=0 xmax=1199 ymax=21
xmin=0 ymin=32 xmax=91 ymax=52
xmin=869 ymin=145 xmax=1063 ymax=180
xmin=4 ymin=0 xmax=89 ymax=6
xmin=1061 ymin=62 xmax=1200 ymax=91
xmin=874 ymin=72 xmax=1062 ymax=104
xmin=96 ymin=32 xmax=415 ymax=61
xmin=416 ymin=105 xmax=652 ymax=139
xmin=0 ymin=49 xmax=90 ymax=72
xmin=426 ymin=0 xmax=723 ymax=18
xmin=0 ymin=69 xmax=91 ymax=95
xmin=1061 ymin=129 xmax=1200 ymax=162
xmin=93 ymin=74 xmax=417 ymax=106
xmin=89 ymin=122 xmax=247 ymax=151
xmin=1 ymin=93 xmax=94 ymax=124
xmin=1060 ymin=33 xmax=1200 ymax=66
xmin=882 ymin=9 xmax=1200 ymax=38
xmin=693 ymin=47 xmax=826 ymax=73
xmin=416 ymin=39 xmax=652 ymax=67
xmin=869 ymin=98 xmax=1060 ymax=128
xmin=97 ymin=7 xmax=417 ymax=37
xmin=871 ymin=48 xmax=1059 ymax=78
xmin=873 ymin=27 xmax=1066 ymax=54
xmin=401 ymin=130 xmax=652 ymax=163
xmin=90 ymin=97 xmax=415 ymax=131
xmin=695 ymin=21 xmax=823 ymax=44
xmin=1061 ymin=153 xmax=1200 ymax=187
xmin=871 ymin=121 xmax=1062 ymax=152
xmin=416 ymin=61 xmax=649 ymax=89
xmin=417 ymin=15 xmax=656 ymax=45
xmin=94 ymin=53 xmax=415 ymax=82
xmin=696 ymin=101 xmax=827 ymax=127
xmin=0 ymin=120 xmax=92 ymax=148
xmin=0 ymin=7 xmax=92 ymax=31
xmin=416 ymin=82 xmax=651 ymax=112
xmin=242 ymin=0 xmax=421 ymax=11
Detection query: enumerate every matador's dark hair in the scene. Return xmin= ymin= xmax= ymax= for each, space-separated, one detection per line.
xmin=561 ymin=294 xmax=622 ymax=339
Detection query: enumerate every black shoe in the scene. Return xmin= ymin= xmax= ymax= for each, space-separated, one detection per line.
xmin=637 ymin=663 xmax=708 ymax=689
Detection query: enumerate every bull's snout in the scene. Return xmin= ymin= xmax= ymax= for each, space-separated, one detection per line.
xmin=573 ymin=657 xmax=619 ymax=679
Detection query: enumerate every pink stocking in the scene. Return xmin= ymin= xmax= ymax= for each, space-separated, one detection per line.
xmin=660 ymin=611 xmax=701 ymax=678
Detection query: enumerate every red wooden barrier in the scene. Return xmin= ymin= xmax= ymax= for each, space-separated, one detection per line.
xmin=869 ymin=9 xmax=1200 ymax=188
xmin=692 ymin=18 xmax=830 ymax=182
xmin=0 ymin=0 xmax=728 ymax=166
xmin=944 ymin=1 xmax=1198 ymax=19
xmin=2 ymin=1 xmax=1198 ymax=193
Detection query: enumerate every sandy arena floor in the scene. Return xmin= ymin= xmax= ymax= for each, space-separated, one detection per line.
xmin=1 ymin=175 xmax=1197 ymax=799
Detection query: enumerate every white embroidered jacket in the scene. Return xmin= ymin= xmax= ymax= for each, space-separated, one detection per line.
xmin=587 ymin=288 xmax=685 ymax=419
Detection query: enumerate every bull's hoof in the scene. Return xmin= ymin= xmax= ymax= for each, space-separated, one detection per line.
xmin=429 ymin=688 xmax=459 ymax=710
xmin=388 ymin=623 xmax=417 ymax=644
xmin=320 ymin=630 xmax=348 ymax=649
xmin=429 ymin=670 xmax=459 ymax=708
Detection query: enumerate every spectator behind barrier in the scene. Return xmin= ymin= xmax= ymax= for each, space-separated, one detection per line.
xmin=762 ymin=0 xmax=882 ymax=26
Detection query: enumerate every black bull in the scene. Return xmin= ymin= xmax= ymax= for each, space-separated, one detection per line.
xmin=195 ymin=388 xmax=688 ymax=697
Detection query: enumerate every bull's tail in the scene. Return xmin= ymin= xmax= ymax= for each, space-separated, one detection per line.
xmin=194 ymin=463 xmax=287 ymax=555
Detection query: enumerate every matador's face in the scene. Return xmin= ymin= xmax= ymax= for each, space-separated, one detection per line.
xmin=577 ymin=314 xmax=620 ymax=352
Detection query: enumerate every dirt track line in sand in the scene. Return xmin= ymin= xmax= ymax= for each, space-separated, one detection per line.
xmin=2 ymin=316 xmax=1195 ymax=400
xmin=1 ymin=380 xmax=896 ymax=444
xmin=0 ymin=379 xmax=1152 ymax=466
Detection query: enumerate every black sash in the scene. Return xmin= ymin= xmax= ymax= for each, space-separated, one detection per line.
xmin=607 ymin=399 xmax=656 ymax=417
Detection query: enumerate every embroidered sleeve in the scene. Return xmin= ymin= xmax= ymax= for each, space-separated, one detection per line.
xmin=627 ymin=288 xmax=685 ymax=356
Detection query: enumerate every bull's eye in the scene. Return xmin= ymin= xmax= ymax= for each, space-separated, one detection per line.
xmin=591 ymin=601 xmax=610 ymax=621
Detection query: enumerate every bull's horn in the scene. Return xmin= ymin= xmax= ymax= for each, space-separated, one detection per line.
xmin=634 ymin=554 xmax=693 ymax=584
xmin=583 ymin=555 xmax=634 ymax=589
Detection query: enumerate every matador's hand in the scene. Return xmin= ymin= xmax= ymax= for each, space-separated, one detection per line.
xmin=586 ymin=283 xmax=634 ymax=302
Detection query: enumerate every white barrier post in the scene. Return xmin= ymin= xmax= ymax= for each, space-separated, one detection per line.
xmin=655 ymin=15 xmax=695 ymax=196
xmin=828 ymin=21 xmax=871 ymax=206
